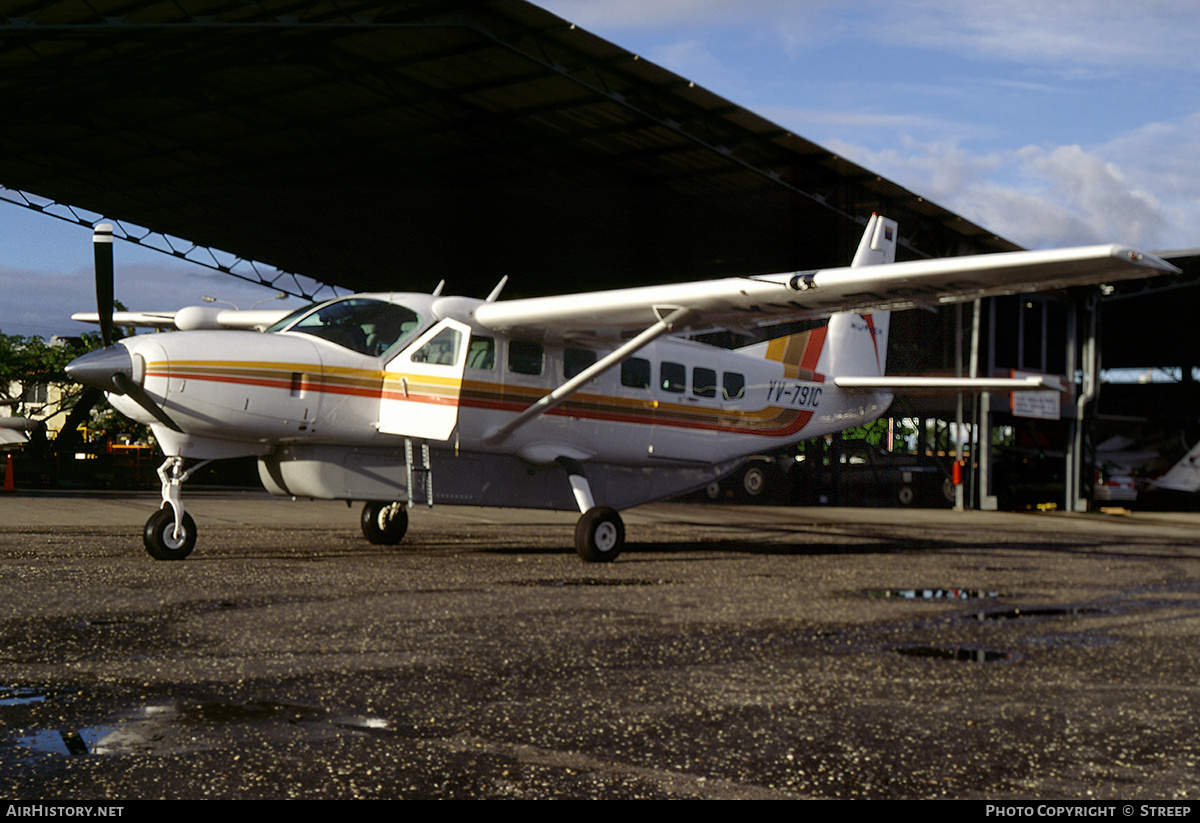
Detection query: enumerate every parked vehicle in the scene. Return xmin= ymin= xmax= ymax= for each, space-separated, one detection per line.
xmin=794 ymin=439 xmax=955 ymax=508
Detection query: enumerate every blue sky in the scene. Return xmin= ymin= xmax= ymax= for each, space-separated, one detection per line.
xmin=539 ymin=0 xmax=1200 ymax=250
xmin=3 ymin=0 xmax=1199 ymax=338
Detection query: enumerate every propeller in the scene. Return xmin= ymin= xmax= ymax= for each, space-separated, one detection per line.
xmin=112 ymin=372 xmax=183 ymax=433
xmin=64 ymin=223 xmax=184 ymax=433
xmin=93 ymin=223 xmax=114 ymax=347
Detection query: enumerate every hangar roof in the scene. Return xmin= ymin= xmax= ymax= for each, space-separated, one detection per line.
xmin=0 ymin=0 xmax=1021 ymax=300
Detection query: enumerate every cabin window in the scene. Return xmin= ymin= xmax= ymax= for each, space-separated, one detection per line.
xmin=693 ymin=367 xmax=717 ymax=398
xmin=509 ymin=340 xmax=544 ymax=376
xmin=723 ymin=371 xmax=745 ymax=400
xmin=467 ymin=336 xmax=495 ymax=370
xmin=660 ymin=361 xmax=685 ymax=393
xmin=621 ymin=357 xmax=650 ymax=389
xmin=564 ymin=348 xmax=597 ymax=379
xmin=410 ymin=327 xmax=461 ymax=365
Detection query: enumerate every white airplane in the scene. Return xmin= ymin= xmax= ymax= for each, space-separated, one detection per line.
xmin=65 ymin=217 xmax=1178 ymax=561
xmin=0 ymin=417 xmax=37 ymax=450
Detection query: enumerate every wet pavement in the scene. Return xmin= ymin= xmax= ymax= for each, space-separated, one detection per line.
xmin=2 ymin=490 xmax=1200 ymax=799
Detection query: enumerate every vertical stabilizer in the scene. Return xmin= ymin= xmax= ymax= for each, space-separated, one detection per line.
xmin=816 ymin=215 xmax=897 ymax=378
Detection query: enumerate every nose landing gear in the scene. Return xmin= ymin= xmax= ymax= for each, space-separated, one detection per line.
xmin=143 ymin=456 xmax=210 ymax=560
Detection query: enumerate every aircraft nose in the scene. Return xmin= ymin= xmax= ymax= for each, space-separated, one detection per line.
xmin=65 ymin=345 xmax=134 ymax=393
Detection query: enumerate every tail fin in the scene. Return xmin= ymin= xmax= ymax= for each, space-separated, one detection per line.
xmin=815 ymin=214 xmax=897 ymax=378
xmin=753 ymin=215 xmax=898 ymax=378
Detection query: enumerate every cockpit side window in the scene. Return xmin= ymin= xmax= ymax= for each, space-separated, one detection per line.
xmin=275 ymin=298 xmax=421 ymax=356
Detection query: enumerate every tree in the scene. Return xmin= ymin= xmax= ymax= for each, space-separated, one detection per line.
xmin=0 ymin=320 xmax=153 ymax=448
xmin=0 ymin=332 xmax=94 ymax=418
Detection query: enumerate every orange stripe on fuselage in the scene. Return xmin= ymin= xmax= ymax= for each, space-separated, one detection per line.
xmin=146 ymin=360 xmax=818 ymax=438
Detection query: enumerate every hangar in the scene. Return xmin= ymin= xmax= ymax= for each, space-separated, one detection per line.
xmin=1 ymin=0 xmax=1195 ymax=510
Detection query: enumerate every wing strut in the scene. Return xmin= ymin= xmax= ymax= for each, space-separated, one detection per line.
xmin=482 ymin=306 xmax=695 ymax=446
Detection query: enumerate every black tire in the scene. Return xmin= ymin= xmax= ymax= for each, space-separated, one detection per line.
xmin=144 ymin=507 xmax=196 ymax=561
xmin=361 ymin=501 xmax=408 ymax=545
xmin=942 ymin=478 xmax=956 ymax=504
xmin=704 ymin=481 xmax=722 ymax=500
xmin=574 ymin=506 xmax=624 ymax=562
xmin=897 ymin=485 xmax=915 ymax=506
xmin=742 ymin=465 xmax=767 ymax=497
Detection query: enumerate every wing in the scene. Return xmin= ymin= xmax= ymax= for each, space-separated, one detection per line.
xmin=72 ymin=307 xmax=293 ymax=331
xmin=0 ymin=417 xmax=36 ymax=449
xmin=473 ymin=243 xmax=1178 ymax=338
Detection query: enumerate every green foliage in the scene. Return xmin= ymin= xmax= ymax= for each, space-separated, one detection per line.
xmin=840 ymin=417 xmax=921 ymax=451
xmin=1 ymin=305 xmax=152 ymax=445
xmin=0 ymin=332 xmax=92 ymax=417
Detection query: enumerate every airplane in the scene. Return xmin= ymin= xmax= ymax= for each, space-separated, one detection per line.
xmin=64 ymin=216 xmax=1179 ymax=562
xmin=0 ymin=417 xmax=36 ymax=450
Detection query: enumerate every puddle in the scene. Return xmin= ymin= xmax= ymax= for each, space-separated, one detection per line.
xmin=521 ymin=578 xmax=668 ymax=587
xmin=973 ymin=606 xmax=1103 ymax=621
xmin=8 ymin=696 xmax=396 ymax=762
xmin=0 ymin=687 xmax=47 ymax=706
xmin=894 ymin=646 xmax=1013 ymax=663
xmin=869 ymin=588 xmax=999 ymax=600
xmin=15 ymin=729 xmax=97 ymax=758
xmin=1024 ymin=633 xmax=1119 ymax=649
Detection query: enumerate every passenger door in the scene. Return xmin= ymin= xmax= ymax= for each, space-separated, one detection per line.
xmin=378 ymin=319 xmax=471 ymax=440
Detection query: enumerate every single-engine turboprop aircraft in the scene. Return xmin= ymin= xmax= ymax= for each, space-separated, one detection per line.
xmin=65 ymin=216 xmax=1178 ymax=561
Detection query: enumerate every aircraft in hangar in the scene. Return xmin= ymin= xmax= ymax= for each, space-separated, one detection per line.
xmin=64 ymin=215 xmax=1177 ymax=561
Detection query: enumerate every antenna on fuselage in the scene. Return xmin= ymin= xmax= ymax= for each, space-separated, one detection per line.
xmin=485 ymin=275 xmax=508 ymax=303
xmin=431 ymin=280 xmax=445 ymax=296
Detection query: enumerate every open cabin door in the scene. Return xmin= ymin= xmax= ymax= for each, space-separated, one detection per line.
xmin=379 ymin=318 xmax=471 ymax=440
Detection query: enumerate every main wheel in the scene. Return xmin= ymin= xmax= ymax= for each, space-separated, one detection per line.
xmin=575 ymin=506 xmax=624 ymax=562
xmin=143 ymin=507 xmax=197 ymax=561
xmin=361 ymin=501 xmax=408 ymax=545
xmin=742 ymin=465 xmax=767 ymax=496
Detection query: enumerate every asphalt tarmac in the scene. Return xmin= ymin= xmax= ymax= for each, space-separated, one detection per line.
xmin=2 ymin=490 xmax=1200 ymax=800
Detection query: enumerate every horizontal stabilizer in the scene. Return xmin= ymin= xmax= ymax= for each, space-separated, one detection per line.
xmin=833 ymin=375 xmax=1064 ymax=394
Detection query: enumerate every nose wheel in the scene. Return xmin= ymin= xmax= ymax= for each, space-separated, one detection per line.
xmin=143 ymin=455 xmax=208 ymax=561
xmin=144 ymin=507 xmax=197 ymax=560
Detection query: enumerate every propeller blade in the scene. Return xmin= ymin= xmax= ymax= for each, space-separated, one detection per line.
xmin=93 ymin=223 xmax=114 ymax=347
xmin=111 ymin=373 xmax=184 ymax=433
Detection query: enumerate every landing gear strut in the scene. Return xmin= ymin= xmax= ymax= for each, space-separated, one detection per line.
xmin=144 ymin=456 xmax=209 ymax=560
xmin=558 ymin=457 xmax=625 ymax=562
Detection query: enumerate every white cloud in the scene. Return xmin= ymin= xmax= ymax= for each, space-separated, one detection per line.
xmin=842 ymin=0 xmax=1200 ymax=70
xmin=1017 ymin=144 xmax=1168 ymax=247
xmin=824 ymin=131 xmax=1191 ymax=250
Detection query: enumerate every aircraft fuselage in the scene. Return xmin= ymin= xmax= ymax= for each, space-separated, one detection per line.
xmin=103 ymin=291 xmax=890 ymax=510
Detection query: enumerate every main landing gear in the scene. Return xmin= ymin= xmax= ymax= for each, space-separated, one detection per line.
xmin=559 ymin=457 xmax=625 ymax=562
xmin=355 ymin=460 xmax=627 ymax=562
xmin=361 ymin=501 xmax=409 ymax=545
xmin=575 ymin=505 xmax=624 ymax=563
xmin=143 ymin=456 xmax=209 ymax=560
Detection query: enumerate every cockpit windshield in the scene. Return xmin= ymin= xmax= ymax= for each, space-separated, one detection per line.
xmin=268 ymin=298 xmax=421 ymax=357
